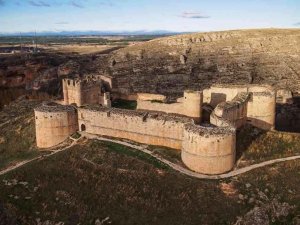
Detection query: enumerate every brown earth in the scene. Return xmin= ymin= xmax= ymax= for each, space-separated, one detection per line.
xmin=1 ymin=29 xmax=300 ymax=107
xmin=104 ymin=29 xmax=300 ymax=96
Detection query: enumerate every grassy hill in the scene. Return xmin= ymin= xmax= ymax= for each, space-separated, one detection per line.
xmin=0 ymin=99 xmax=300 ymax=224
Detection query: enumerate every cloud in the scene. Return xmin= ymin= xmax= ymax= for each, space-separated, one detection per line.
xmin=55 ymin=21 xmax=69 ymax=25
xmin=294 ymin=22 xmax=300 ymax=26
xmin=28 ymin=0 xmax=51 ymax=7
xmin=179 ymin=11 xmax=210 ymax=19
xmin=99 ymin=1 xmax=115 ymax=7
xmin=69 ymin=0 xmax=84 ymax=8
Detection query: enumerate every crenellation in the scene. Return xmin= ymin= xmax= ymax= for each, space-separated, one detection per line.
xmin=137 ymin=90 xmax=203 ymax=122
xmin=35 ymin=102 xmax=76 ymax=113
xmin=34 ymin=80 xmax=278 ymax=175
xmin=34 ymin=102 xmax=78 ymax=148
xmin=184 ymin=123 xmax=236 ymax=136
xmin=62 ymin=76 xmax=111 ymax=107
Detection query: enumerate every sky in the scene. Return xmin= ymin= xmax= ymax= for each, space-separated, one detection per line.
xmin=0 ymin=0 xmax=300 ymax=33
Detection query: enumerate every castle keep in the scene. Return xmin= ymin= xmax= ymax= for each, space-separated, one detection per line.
xmin=62 ymin=76 xmax=111 ymax=107
xmin=34 ymin=77 xmax=276 ymax=175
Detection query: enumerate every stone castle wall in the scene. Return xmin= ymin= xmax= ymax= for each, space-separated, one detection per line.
xmin=63 ymin=78 xmax=111 ymax=107
xmin=137 ymin=90 xmax=203 ymax=123
xmin=276 ymin=89 xmax=293 ymax=104
xmin=246 ymin=91 xmax=276 ymax=130
xmin=77 ymin=106 xmax=236 ymax=174
xmin=34 ymin=102 xmax=78 ymax=148
xmin=137 ymin=93 xmax=167 ymax=101
xmin=137 ymin=85 xmax=276 ymax=130
xmin=34 ymin=101 xmax=237 ymax=174
xmin=182 ymin=124 xmax=236 ymax=175
xmin=203 ymin=85 xmax=248 ymax=108
xmin=210 ymin=92 xmax=249 ymax=129
xmin=205 ymin=84 xmax=276 ymax=130
xmin=34 ymin=83 xmax=278 ymax=174
xmin=78 ymin=107 xmax=191 ymax=149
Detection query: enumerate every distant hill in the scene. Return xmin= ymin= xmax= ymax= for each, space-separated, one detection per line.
xmin=103 ymin=29 xmax=300 ymax=96
xmin=0 ymin=30 xmax=185 ymax=37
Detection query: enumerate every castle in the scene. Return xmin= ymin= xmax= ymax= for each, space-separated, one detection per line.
xmin=34 ymin=76 xmax=276 ymax=175
xmin=62 ymin=75 xmax=111 ymax=107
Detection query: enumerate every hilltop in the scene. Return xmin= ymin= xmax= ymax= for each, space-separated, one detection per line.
xmin=105 ymin=29 xmax=300 ymax=96
xmin=1 ymin=29 xmax=299 ymax=101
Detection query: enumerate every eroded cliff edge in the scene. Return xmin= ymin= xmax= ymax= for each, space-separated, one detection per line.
xmin=105 ymin=29 xmax=300 ymax=96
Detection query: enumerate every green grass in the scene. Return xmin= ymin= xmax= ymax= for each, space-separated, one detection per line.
xmin=236 ymin=125 xmax=300 ymax=167
xmin=0 ymin=100 xmax=299 ymax=224
xmin=71 ymin=132 xmax=81 ymax=140
xmin=0 ymin=139 xmax=299 ymax=224
xmin=112 ymin=99 xmax=137 ymax=110
xmin=0 ymin=115 xmax=39 ymax=169
xmin=89 ymin=140 xmax=169 ymax=169
xmin=233 ymin=160 xmax=300 ymax=224
xmin=148 ymin=145 xmax=182 ymax=164
xmin=0 ymin=139 xmax=242 ymax=225
xmin=0 ymin=100 xmax=42 ymax=170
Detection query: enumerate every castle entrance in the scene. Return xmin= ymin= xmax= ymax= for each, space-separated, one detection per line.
xmin=81 ymin=124 xmax=86 ymax=131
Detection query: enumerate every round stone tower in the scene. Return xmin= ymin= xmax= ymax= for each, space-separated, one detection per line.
xmin=181 ymin=124 xmax=236 ymax=175
xmin=247 ymin=86 xmax=276 ymax=130
xmin=183 ymin=90 xmax=203 ymax=123
xmin=34 ymin=102 xmax=78 ymax=148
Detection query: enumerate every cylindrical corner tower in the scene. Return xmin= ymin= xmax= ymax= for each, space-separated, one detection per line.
xmin=246 ymin=90 xmax=276 ymax=130
xmin=183 ymin=90 xmax=203 ymax=123
xmin=34 ymin=102 xmax=78 ymax=148
xmin=181 ymin=124 xmax=236 ymax=175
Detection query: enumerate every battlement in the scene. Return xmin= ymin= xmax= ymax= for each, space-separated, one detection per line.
xmin=184 ymin=123 xmax=235 ymax=136
xmin=34 ymin=101 xmax=78 ymax=148
xmin=34 ymin=82 xmax=278 ymax=175
xmin=63 ymin=76 xmax=102 ymax=88
xmin=76 ymin=105 xmax=236 ymax=175
xmin=137 ymin=90 xmax=203 ymax=123
xmin=35 ymin=101 xmax=76 ymax=113
xmin=81 ymin=105 xmax=193 ymax=123
xmin=62 ymin=76 xmax=111 ymax=107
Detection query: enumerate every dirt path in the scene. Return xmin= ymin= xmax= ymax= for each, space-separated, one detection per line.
xmin=0 ymin=137 xmax=81 ymax=176
xmin=81 ymin=132 xmax=300 ymax=180
xmin=1 ymin=132 xmax=299 ymax=180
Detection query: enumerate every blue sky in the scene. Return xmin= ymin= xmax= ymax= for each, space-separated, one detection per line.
xmin=0 ymin=0 xmax=299 ymax=33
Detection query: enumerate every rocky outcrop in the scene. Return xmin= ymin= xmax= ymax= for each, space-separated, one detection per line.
xmin=0 ymin=53 xmax=98 ymax=95
xmin=106 ymin=29 xmax=300 ymax=97
xmin=1 ymin=29 xmax=300 ymax=103
xmin=0 ymin=54 xmax=63 ymax=89
xmin=57 ymin=60 xmax=80 ymax=77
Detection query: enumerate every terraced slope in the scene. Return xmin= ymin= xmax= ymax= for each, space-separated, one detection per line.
xmin=105 ymin=29 xmax=300 ymax=96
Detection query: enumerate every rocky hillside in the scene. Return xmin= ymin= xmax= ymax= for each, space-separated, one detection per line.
xmin=1 ymin=29 xmax=299 ymax=99
xmin=0 ymin=53 xmax=99 ymax=93
xmin=105 ymin=29 xmax=300 ymax=96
